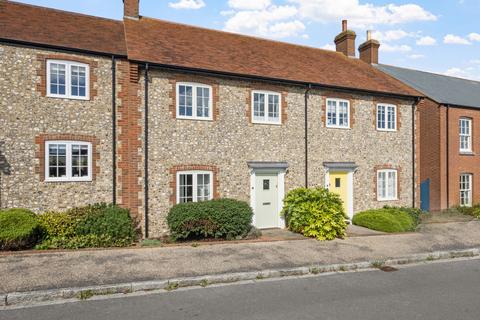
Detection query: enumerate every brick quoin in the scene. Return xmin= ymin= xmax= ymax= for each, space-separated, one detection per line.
xmin=117 ymin=60 xmax=142 ymax=225
xmin=36 ymin=54 xmax=98 ymax=99
xmin=35 ymin=134 xmax=100 ymax=182
xmin=169 ymin=165 xmax=220 ymax=204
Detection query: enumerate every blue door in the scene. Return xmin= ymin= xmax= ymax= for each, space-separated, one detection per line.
xmin=420 ymin=179 xmax=430 ymax=212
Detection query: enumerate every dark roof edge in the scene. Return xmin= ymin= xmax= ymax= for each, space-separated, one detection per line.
xmin=0 ymin=38 xmax=127 ymax=58
xmin=133 ymin=60 xmax=423 ymax=100
xmin=377 ymin=63 xmax=480 ymax=83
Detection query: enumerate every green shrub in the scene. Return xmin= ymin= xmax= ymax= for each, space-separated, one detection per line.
xmin=457 ymin=205 xmax=480 ymax=218
xmin=383 ymin=206 xmax=424 ymax=225
xmin=75 ymin=204 xmax=135 ymax=241
xmin=0 ymin=209 xmax=41 ymax=250
xmin=281 ymin=187 xmax=347 ymax=241
xmin=36 ymin=234 xmax=131 ymax=250
xmin=352 ymin=208 xmax=417 ymax=233
xmin=37 ymin=211 xmax=76 ymax=239
xmin=167 ymin=198 xmax=253 ymax=241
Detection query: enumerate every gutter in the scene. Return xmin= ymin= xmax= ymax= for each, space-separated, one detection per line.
xmin=144 ymin=63 xmax=150 ymax=238
xmin=0 ymin=38 xmax=127 ymax=59
xmin=112 ymin=56 xmax=117 ymax=205
xmin=445 ymin=104 xmax=450 ymax=208
xmin=412 ymin=98 xmax=420 ymax=208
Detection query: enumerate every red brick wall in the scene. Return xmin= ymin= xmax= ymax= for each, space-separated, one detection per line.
xmin=117 ymin=60 xmax=142 ymax=224
xmin=446 ymin=107 xmax=480 ymax=207
xmin=36 ymin=54 xmax=98 ymax=99
xmin=35 ymin=134 xmax=100 ymax=182
xmin=169 ymin=165 xmax=220 ymax=204
xmin=124 ymin=0 xmax=139 ymax=17
xmin=418 ymin=98 xmax=442 ymax=211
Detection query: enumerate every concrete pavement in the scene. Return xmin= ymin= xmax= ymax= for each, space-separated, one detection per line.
xmin=1 ymin=221 xmax=479 ymax=296
xmin=2 ymin=258 xmax=480 ymax=319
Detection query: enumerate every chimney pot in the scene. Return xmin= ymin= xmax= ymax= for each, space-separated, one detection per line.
xmin=358 ymin=32 xmax=380 ymax=64
xmin=334 ymin=20 xmax=356 ymax=57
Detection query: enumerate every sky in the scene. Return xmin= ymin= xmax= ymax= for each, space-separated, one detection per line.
xmin=16 ymin=0 xmax=480 ymax=81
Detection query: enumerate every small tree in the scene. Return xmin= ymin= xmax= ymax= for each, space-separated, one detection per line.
xmin=282 ymin=187 xmax=347 ymax=241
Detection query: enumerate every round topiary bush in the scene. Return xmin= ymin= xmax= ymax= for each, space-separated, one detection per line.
xmin=167 ymin=198 xmax=253 ymax=241
xmin=0 ymin=208 xmax=42 ymax=251
xmin=281 ymin=187 xmax=347 ymax=241
xmin=352 ymin=208 xmax=417 ymax=233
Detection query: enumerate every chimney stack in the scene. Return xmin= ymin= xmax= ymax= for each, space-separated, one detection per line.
xmin=334 ymin=20 xmax=356 ymax=57
xmin=359 ymin=30 xmax=380 ymax=64
xmin=123 ymin=0 xmax=139 ymax=19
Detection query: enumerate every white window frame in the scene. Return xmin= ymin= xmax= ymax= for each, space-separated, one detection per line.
xmin=326 ymin=98 xmax=350 ymax=129
xmin=459 ymin=118 xmax=472 ymax=153
xmin=376 ymin=104 xmax=397 ymax=132
xmin=377 ymin=169 xmax=398 ymax=201
xmin=46 ymin=60 xmax=90 ymax=100
xmin=176 ymin=170 xmax=213 ymax=204
xmin=176 ymin=82 xmax=213 ymax=120
xmin=251 ymin=90 xmax=282 ymax=125
xmin=460 ymin=173 xmax=473 ymax=207
xmin=45 ymin=141 xmax=93 ymax=182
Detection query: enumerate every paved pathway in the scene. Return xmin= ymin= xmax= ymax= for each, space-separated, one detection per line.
xmin=1 ymin=221 xmax=479 ymax=294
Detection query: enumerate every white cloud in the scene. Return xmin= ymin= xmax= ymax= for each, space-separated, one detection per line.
xmin=444 ymin=67 xmax=480 ymax=80
xmin=228 ymin=0 xmax=272 ymax=10
xmin=416 ymin=36 xmax=436 ymax=46
xmin=289 ymin=0 xmax=436 ymax=28
xmin=168 ymin=0 xmax=205 ymax=10
xmin=443 ymin=34 xmax=471 ymax=45
xmin=321 ymin=43 xmax=336 ymax=51
xmin=468 ymin=33 xmax=480 ymax=42
xmin=224 ymin=4 xmax=305 ymax=39
xmin=408 ymin=54 xmax=425 ymax=59
xmin=380 ymin=43 xmax=412 ymax=52
xmin=371 ymin=29 xmax=411 ymax=42
xmin=471 ymin=59 xmax=480 ymax=64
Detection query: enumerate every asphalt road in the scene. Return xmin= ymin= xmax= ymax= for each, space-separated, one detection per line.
xmin=2 ymin=258 xmax=480 ymax=320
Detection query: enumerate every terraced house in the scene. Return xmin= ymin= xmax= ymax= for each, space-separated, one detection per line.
xmin=0 ymin=0 xmax=421 ymax=237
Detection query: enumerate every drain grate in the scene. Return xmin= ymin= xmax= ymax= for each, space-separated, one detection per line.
xmin=379 ymin=266 xmax=398 ymax=272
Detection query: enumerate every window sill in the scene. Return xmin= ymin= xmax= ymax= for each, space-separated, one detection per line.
xmin=377 ymin=198 xmax=399 ymax=202
xmin=376 ymin=129 xmax=397 ymax=132
xmin=325 ymin=126 xmax=351 ymax=130
xmin=44 ymin=179 xmax=93 ymax=183
xmin=459 ymin=151 xmax=475 ymax=156
xmin=251 ymin=121 xmax=282 ymax=126
xmin=46 ymin=94 xmax=90 ymax=101
xmin=176 ymin=116 xmax=214 ymax=122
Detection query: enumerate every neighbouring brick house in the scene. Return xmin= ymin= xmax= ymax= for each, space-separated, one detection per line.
xmin=0 ymin=0 xmax=421 ymax=237
xmin=375 ymin=64 xmax=480 ymax=212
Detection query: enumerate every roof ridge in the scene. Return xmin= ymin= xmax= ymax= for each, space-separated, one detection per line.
xmin=140 ymin=16 xmax=342 ymax=56
xmin=379 ymin=63 xmax=480 ymax=84
xmin=5 ymin=0 xmax=122 ymax=23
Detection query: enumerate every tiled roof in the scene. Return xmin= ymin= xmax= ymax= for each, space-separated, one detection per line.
xmin=376 ymin=64 xmax=480 ymax=108
xmin=124 ymin=17 xmax=420 ymax=97
xmin=0 ymin=1 xmax=127 ymax=56
xmin=0 ymin=1 xmax=420 ymax=97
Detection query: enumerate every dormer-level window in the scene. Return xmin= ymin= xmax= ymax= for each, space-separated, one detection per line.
xmin=252 ymin=91 xmax=281 ymax=124
xmin=176 ymin=83 xmax=212 ymax=120
xmin=326 ymin=98 xmax=350 ymax=128
xmin=47 ymin=60 xmax=89 ymax=100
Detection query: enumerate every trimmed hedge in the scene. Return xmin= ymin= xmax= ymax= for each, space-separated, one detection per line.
xmin=352 ymin=207 xmax=418 ymax=233
xmin=167 ymin=198 xmax=253 ymax=241
xmin=37 ymin=204 xmax=136 ymax=250
xmin=0 ymin=209 xmax=41 ymax=250
xmin=281 ymin=187 xmax=347 ymax=241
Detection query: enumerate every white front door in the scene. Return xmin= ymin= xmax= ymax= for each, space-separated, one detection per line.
xmin=254 ymin=174 xmax=279 ymax=229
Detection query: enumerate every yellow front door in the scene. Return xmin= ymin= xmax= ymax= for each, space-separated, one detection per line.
xmin=329 ymin=171 xmax=349 ymax=215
